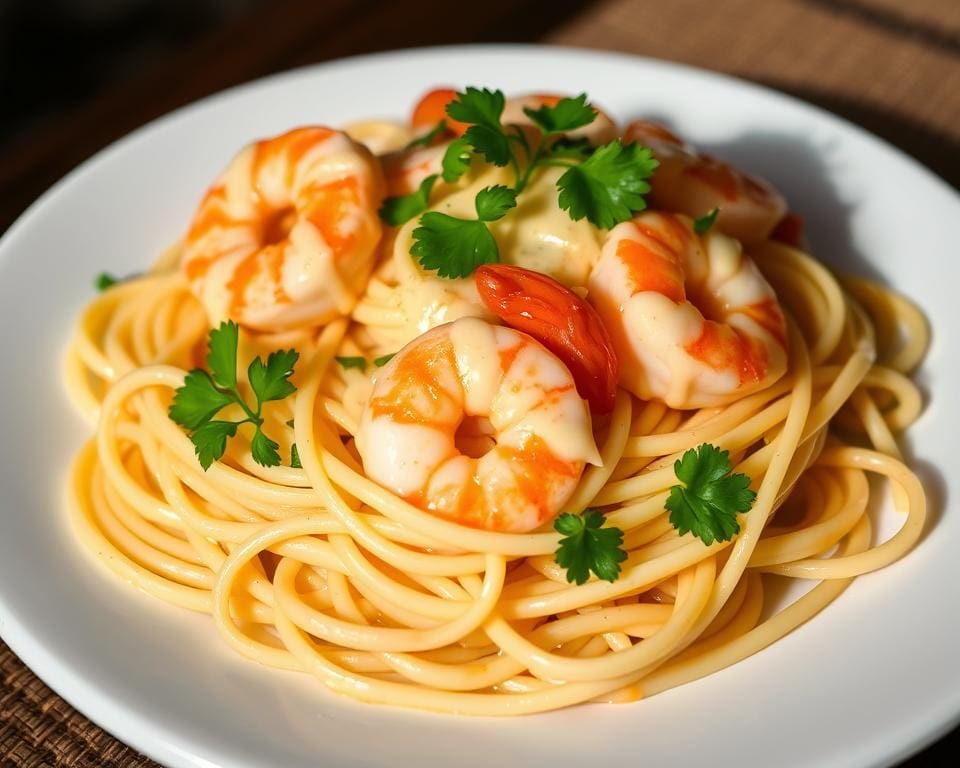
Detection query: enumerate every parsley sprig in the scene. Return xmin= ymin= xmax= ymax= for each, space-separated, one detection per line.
xmin=665 ymin=444 xmax=756 ymax=545
xmin=379 ymin=87 xmax=658 ymax=279
xmin=168 ymin=321 xmax=299 ymax=470
xmin=693 ymin=207 xmax=720 ymax=234
xmin=335 ymin=352 xmax=396 ymax=372
xmin=406 ymin=119 xmax=448 ymax=150
xmin=554 ymin=508 xmax=627 ymax=585
xmin=411 ymin=185 xmax=517 ymax=277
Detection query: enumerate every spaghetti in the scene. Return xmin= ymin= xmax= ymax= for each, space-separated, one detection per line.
xmin=63 ymin=90 xmax=929 ymax=715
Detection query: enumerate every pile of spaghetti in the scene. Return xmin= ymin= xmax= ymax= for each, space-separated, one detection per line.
xmin=64 ymin=87 xmax=929 ymax=714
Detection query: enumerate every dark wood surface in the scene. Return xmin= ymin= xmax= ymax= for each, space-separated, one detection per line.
xmin=1 ymin=0 xmax=958 ymax=765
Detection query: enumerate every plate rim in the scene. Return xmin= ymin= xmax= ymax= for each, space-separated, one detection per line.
xmin=1 ymin=42 xmax=959 ymax=768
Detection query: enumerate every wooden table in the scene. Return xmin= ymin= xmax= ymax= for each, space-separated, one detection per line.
xmin=2 ymin=0 xmax=957 ymax=764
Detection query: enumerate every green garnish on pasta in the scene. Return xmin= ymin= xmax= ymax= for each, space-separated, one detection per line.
xmin=665 ymin=443 xmax=756 ymax=545
xmin=168 ymin=321 xmax=298 ymax=470
xmin=378 ymin=87 xmax=658 ymax=279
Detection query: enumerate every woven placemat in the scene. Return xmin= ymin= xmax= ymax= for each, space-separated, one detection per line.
xmin=2 ymin=0 xmax=958 ymax=765
xmin=1 ymin=641 xmax=154 ymax=767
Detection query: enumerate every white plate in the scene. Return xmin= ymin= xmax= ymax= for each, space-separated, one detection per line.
xmin=0 ymin=45 xmax=957 ymax=768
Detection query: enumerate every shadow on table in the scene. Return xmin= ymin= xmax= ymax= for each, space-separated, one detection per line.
xmin=757 ymin=79 xmax=960 ymax=193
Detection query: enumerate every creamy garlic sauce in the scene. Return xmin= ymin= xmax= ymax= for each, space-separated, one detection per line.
xmin=344 ymin=120 xmax=412 ymax=155
xmin=450 ymin=317 xmax=502 ymax=417
xmin=363 ymin=164 xmax=604 ymax=349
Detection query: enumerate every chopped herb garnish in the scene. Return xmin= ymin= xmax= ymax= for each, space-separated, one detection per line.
xmin=693 ymin=207 xmax=720 ymax=234
xmin=665 ymin=443 xmax=756 ymax=546
xmin=406 ymin=119 xmax=448 ymax=149
xmin=336 ymin=356 xmax=368 ymax=372
xmin=168 ymin=321 xmax=298 ymax=470
xmin=379 ymin=174 xmax=438 ymax=226
xmin=554 ymin=508 xmax=627 ymax=585
xmin=410 ymin=87 xmax=657 ymax=278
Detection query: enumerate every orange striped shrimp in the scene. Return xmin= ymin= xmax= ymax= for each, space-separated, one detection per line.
xmin=588 ymin=211 xmax=788 ymax=409
xmin=355 ymin=317 xmax=601 ymax=532
xmin=181 ymin=127 xmax=384 ymax=332
xmin=625 ymin=120 xmax=787 ymax=246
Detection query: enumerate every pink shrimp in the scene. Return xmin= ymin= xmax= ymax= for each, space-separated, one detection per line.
xmin=624 ymin=120 xmax=787 ymax=246
xmin=587 ymin=211 xmax=788 ymax=409
xmin=354 ymin=317 xmax=601 ymax=532
xmin=181 ymin=127 xmax=384 ymax=332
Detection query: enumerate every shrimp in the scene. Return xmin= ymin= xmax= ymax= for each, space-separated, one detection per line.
xmin=354 ymin=317 xmax=601 ymax=532
xmin=624 ymin=120 xmax=787 ymax=246
xmin=381 ymin=143 xmax=448 ymax=196
xmin=181 ymin=126 xmax=384 ymax=332
xmin=587 ymin=211 xmax=788 ymax=409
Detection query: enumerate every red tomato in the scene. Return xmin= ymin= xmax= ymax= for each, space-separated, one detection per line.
xmin=475 ymin=264 xmax=619 ymax=414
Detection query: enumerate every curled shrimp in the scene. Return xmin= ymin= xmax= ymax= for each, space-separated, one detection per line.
xmin=355 ymin=317 xmax=601 ymax=532
xmin=625 ymin=120 xmax=787 ymax=246
xmin=181 ymin=127 xmax=384 ymax=332
xmin=588 ymin=211 xmax=788 ymax=409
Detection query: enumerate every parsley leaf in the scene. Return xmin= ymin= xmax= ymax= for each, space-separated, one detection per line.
xmin=474 ymin=185 xmax=517 ymax=222
xmin=168 ymin=324 xmax=298 ymax=471
xmin=248 ymin=349 xmax=299 ymax=405
xmin=206 ymin=320 xmax=238 ymax=390
xmin=463 ymin=124 xmax=512 ymax=167
xmin=557 ymin=139 xmax=658 ymax=229
xmin=379 ymin=174 xmax=438 ymax=226
xmin=523 ymin=93 xmax=596 ymax=135
xmin=95 ymin=272 xmax=119 ymax=291
xmin=250 ymin=428 xmax=281 ymax=467
xmin=548 ymin=137 xmax=594 ymax=161
xmin=191 ymin=420 xmax=238 ymax=471
xmin=411 ymin=212 xmax=499 ymax=278
xmin=168 ymin=370 xmax=233 ymax=430
xmin=665 ymin=444 xmax=756 ymax=546
xmin=442 ymin=138 xmax=473 ymax=183
xmin=373 ymin=352 xmax=396 ymax=367
xmin=554 ymin=509 xmax=627 ymax=585
xmin=693 ymin=207 xmax=720 ymax=234
xmin=290 ymin=443 xmax=302 ymax=468
xmin=406 ymin=119 xmax=447 ymax=149
xmin=336 ymin=356 xmax=368 ymax=372
xmin=445 ymin=87 xmax=505 ymax=129
xmin=446 ymin=88 xmax=511 ymax=167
